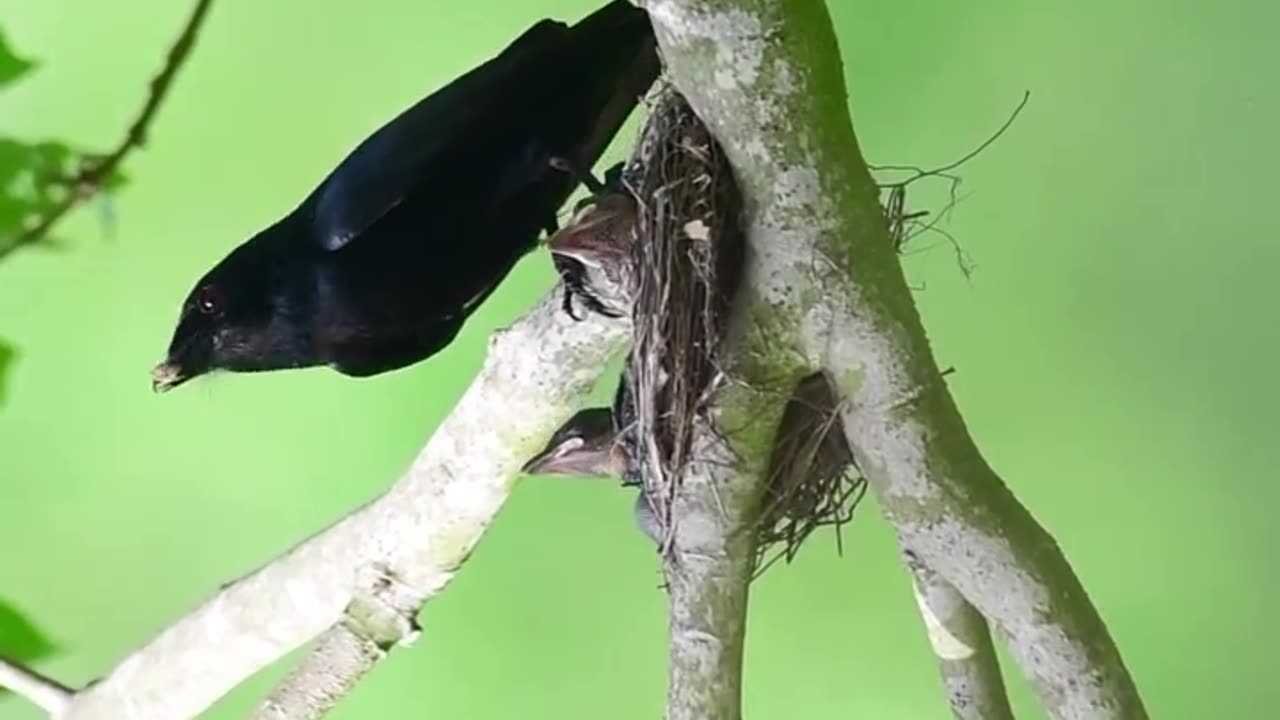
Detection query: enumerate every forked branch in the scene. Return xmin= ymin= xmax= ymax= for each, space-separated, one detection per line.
xmin=640 ymin=0 xmax=1147 ymax=717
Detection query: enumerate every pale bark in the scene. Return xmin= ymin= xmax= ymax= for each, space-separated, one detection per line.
xmin=661 ymin=434 xmax=756 ymax=720
xmin=642 ymin=0 xmax=1147 ymax=718
xmin=660 ymin=397 xmax=789 ymax=720
xmin=908 ymin=563 xmax=1016 ymax=720
xmin=23 ymin=289 xmax=627 ymax=720
xmin=253 ymin=596 xmax=417 ymax=720
xmin=0 ymin=658 xmax=72 ymax=716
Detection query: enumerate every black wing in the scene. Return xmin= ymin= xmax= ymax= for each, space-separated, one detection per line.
xmin=308 ymin=19 xmax=570 ymax=252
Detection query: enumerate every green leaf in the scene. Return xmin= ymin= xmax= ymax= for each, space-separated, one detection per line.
xmin=0 ymin=133 xmax=130 ymax=247
xmin=0 ymin=139 xmax=42 ymax=241
xmin=0 ymin=599 xmax=58 ymax=699
xmin=0 ymin=340 xmax=13 ymax=405
xmin=0 ymin=138 xmax=124 ymax=244
xmin=0 ymin=139 xmax=29 ymax=186
xmin=0 ymin=29 xmax=36 ymax=89
xmin=30 ymin=141 xmax=73 ymax=173
xmin=0 ymin=598 xmax=58 ymax=661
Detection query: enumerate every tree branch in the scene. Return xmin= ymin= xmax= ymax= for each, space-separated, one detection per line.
xmin=53 ymin=288 xmax=626 ymax=720
xmin=661 ymin=393 xmax=788 ymax=720
xmin=661 ymin=442 xmax=754 ymax=720
xmin=253 ymin=614 xmax=401 ymax=720
xmin=0 ymin=0 xmax=214 ymax=259
xmin=640 ymin=0 xmax=1147 ymax=717
xmin=906 ymin=561 xmax=1015 ymax=720
xmin=0 ymin=657 xmax=72 ymax=716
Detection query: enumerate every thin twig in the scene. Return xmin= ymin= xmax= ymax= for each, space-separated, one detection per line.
xmin=872 ymin=90 xmax=1031 ymax=275
xmin=0 ymin=657 xmax=74 ymax=716
xmin=871 ymin=91 xmax=1030 ymax=181
xmin=0 ymin=0 xmax=215 ymax=260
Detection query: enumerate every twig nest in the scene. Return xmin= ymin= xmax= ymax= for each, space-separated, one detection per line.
xmin=620 ymin=85 xmax=746 ymax=554
xmin=537 ymin=82 xmax=868 ymax=574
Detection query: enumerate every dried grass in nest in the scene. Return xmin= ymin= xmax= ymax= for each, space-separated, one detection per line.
xmin=619 ymin=85 xmax=745 ymax=556
xmin=751 ymin=372 xmax=867 ymax=577
xmin=620 ymin=86 xmax=868 ymax=572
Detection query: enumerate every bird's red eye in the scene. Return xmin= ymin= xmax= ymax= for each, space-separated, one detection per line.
xmin=196 ymin=285 xmax=224 ymax=315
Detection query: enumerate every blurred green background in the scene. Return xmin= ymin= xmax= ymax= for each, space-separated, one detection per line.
xmin=1 ymin=0 xmax=1275 ymax=717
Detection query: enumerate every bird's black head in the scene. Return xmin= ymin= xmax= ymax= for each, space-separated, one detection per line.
xmin=152 ymin=228 xmax=313 ymax=392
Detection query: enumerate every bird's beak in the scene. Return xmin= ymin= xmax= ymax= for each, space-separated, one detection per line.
xmin=522 ymin=437 xmax=582 ymax=475
xmin=150 ymin=360 xmax=190 ymax=393
xmin=547 ymin=192 xmax=635 ymax=267
xmin=522 ymin=437 xmax=616 ymax=477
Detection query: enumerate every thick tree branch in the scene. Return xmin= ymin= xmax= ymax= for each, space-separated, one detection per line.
xmin=641 ymin=0 xmax=1147 ymax=718
xmin=0 ymin=0 xmax=214 ymax=259
xmin=907 ymin=562 xmax=1015 ymax=720
xmin=661 ymin=441 xmax=754 ymax=720
xmin=0 ymin=657 xmax=72 ymax=716
xmin=52 ymin=288 xmax=626 ymax=720
xmin=661 ymin=393 xmax=789 ymax=720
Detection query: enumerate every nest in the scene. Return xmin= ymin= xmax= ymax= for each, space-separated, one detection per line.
xmin=617 ymin=86 xmax=745 ymax=553
xmin=616 ymin=86 xmax=867 ymax=573
xmin=751 ymin=372 xmax=866 ymax=576
xmin=578 ymin=89 xmax=1032 ymax=573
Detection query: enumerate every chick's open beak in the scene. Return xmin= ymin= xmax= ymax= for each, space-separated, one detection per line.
xmin=521 ymin=437 xmax=587 ymax=475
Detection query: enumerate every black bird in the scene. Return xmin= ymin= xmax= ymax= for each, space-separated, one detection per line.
xmin=152 ymin=1 xmax=659 ymax=392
